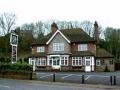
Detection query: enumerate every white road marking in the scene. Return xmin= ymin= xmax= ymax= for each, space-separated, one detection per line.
xmin=61 ymin=74 xmax=74 ymax=79
xmin=37 ymin=73 xmax=45 ymax=75
xmin=40 ymin=74 xmax=53 ymax=78
xmin=85 ymin=75 xmax=91 ymax=80
xmin=0 ymin=85 xmax=10 ymax=88
xmin=76 ymin=75 xmax=82 ymax=77
xmin=58 ymin=74 xmax=70 ymax=76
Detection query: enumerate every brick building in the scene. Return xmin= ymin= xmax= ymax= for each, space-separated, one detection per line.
xmin=29 ymin=22 xmax=114 ymax=72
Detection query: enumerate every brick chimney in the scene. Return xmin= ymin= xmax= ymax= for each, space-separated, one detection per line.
xmin=51 ymin=22 xmax=58 ymax=33
xmin=94 ymin=21 xmax=99 ymax=44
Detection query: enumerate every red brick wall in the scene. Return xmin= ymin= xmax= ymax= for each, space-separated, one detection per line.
xmin=88 ymin=43 xmax=96 ymax=54
xmin=32 ymin=43 xmax=96 ymax=54
xmin=71 ymin=43 xmax=78 ymax=52
xmin=32 ymin=45 xmax=47 ymax=54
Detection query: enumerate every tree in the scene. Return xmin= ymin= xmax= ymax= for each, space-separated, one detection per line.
xmin=0 ymin=12 xmax=16 ymax=35
xmin=80 ymin=20 xmax=93 ymax=37
xmin=101 ymin=27 xmax=120 ymax=62
xmin=0 ymin=12 xmax=16 ymax=60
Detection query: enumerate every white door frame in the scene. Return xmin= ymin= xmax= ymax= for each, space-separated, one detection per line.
xmin=29 ymin=58 xmax=36 ymax=71
xmin=85 ymin=57 xmax=91 ymax=72
xmin=52 ymin=57 xmax=60 ymax=69
xmin=48 ymin=55 xmax=61 ymax=69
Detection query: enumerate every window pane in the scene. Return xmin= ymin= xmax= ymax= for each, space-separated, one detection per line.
xmin=65 ymin=60 xmax=67 ymax=65
xmin=57 ymin=60 xmax=59 ymax=65
xmin=76 ymin=60 xmax=78 ymax=65
xmin=86 ymin=61 xmax=90 ymax=66
xmin=78 ymin=44 xmax=87 ymax=51
xmin=61 ymin=60 xmax=64 ymax=65
xmin=73 ymin=60 xmax=75 ymax=65
xmin=37 ymin=47 xmax=45 ymax=52
xmin=53 ymin=43 xmax=64 ymax=51
xmin=53 ymin=60 xmax=56 ymax=65
xmin=96 ymin=60 xmax=101 ymax=66
xmin=79 ymin=60 xmax=82 ymax=65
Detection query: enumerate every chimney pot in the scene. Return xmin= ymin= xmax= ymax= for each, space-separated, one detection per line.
xmin=51 ymin=22 xmax=58 ymax=33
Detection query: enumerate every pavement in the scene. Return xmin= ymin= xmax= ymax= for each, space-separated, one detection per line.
xmin=0 ymin=78 xmax=120 ymax=90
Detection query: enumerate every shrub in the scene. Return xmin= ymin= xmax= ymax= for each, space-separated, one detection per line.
xmin=0 ymin=63 xmax=33 ymax=72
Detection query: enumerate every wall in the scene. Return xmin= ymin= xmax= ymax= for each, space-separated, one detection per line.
xmin=48 ymin=33 xmax=70 ymax=54
xmin=95 ymin=58 xmax=114 ymax=72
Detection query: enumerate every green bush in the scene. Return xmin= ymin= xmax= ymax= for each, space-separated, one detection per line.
xmin=0 ymin=63 xmax=33 ymax=72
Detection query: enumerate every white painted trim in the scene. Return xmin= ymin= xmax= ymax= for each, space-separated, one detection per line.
xmin=46 ymin=30 xmax=70 ymax=44
xmin=10 ymin=33 xmax=18 ymax=46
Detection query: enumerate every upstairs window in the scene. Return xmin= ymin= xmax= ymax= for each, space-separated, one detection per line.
xmin=37 ymin=46 xmax=45 ymax=52
xmin=53 ymin=43 xmax=64 ymax=51
xmin=78 ymin=44 xmax=87 ymax=51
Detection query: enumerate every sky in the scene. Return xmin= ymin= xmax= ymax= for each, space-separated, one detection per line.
xmin=0 ymin=0 xmax=120 ymax=28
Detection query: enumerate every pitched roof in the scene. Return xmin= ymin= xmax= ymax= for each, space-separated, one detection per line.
xmin=61 ymin=28 xmax=95 ymax=43
xmin=32 ymin=28 xmax=95 ymax=45
xmin=96 ymin=48 xmax=113 ymax=58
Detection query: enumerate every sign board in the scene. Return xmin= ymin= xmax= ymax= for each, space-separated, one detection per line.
xmin=10 ymin=33 xmax=18 ymax=46
xmin=10 ymin=32 xmax=18 ymax=63
xmin=12 ymin=45 xmax=17 ymax=63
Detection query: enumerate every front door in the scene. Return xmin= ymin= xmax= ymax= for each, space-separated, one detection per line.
xmin=52 ymin=57 xmax=60 ymax=69
xmin=85 ymin=57 xmax=91 ymax=72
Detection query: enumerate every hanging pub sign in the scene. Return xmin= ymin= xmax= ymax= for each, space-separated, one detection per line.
xmin=12 ymin=45 xmax=17 ymax=63
xmin=10 ymin=32 xmax=18 ymax=63
xmin=10 ymin=33 xmax=18 ymax=46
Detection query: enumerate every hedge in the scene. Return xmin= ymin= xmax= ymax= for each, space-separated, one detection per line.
xmin=0 ymin=63 xmax=33 ymax=72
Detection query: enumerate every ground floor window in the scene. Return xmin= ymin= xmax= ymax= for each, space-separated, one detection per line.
xmin=61 ymin=56 xmax=68 ymax=66
xmin=96 ymin=59 xmax=101 ymax=66
xmin=48 ymin=57 xmax=52 ymax=66
xmin=109 ymin=60 xmax=114 ymax=65
xmin=72 ymin=57 xmax=82 ymax=66
xmin=37 ymin=58 xmax=46 ymax=66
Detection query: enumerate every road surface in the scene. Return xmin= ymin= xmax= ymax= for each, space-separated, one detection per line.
xmin=0 ymin=78 xmax=119 ymax=90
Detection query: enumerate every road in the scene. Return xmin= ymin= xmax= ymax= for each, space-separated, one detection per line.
xmin=35 ymin=71 xmax=120 ymax=85
xmin=0 ymin=78 xmax=119 ymax=90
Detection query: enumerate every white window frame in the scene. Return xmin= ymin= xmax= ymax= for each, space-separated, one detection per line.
xmin=61 ymin=56 xmax=68 ymax=66
xmin=53 ymin=43 xmax=64 ymax=51
xmin=78 ymin=44 xmax=87 ymax=51
xmin=72 ymin=57 xmax=82 ymax=66
xmin=48 ymin=57 xmax=53 ymax=66
xmin=37 ymin=58 xmax=46 ymax=66
xmin=109 ymin=60 xmax=114 ymax=65
xmin=37 ymin=46 xmax=45 ymax=52
xmin=96 ymin=59 xmax=101 ymax=66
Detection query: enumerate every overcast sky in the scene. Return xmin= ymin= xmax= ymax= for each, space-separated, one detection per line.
xmin=0 ymin=0 xmax=120 ymax=28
